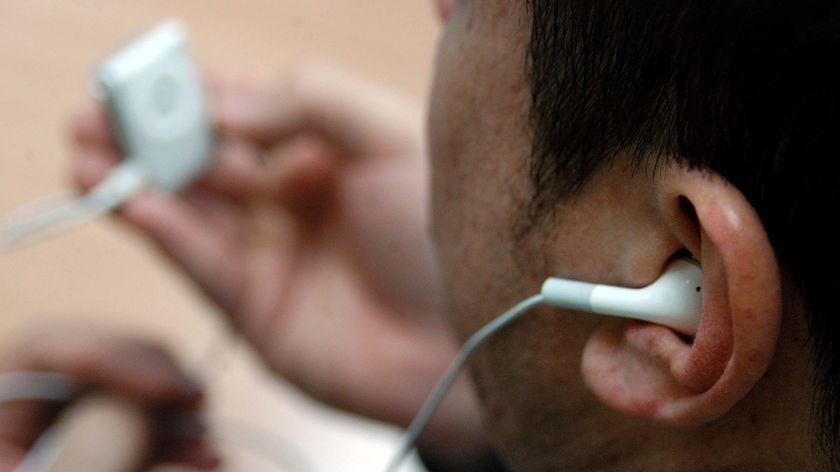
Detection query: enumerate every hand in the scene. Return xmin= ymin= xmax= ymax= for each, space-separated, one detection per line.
xmin=0 ymin=331 xmax=218 ymax=471
xmin=71 ymin=65 xmax=485 ymax=464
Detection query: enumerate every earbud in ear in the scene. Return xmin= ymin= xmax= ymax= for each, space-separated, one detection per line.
xmin=541 ymin=258 xmax=702 ymax=336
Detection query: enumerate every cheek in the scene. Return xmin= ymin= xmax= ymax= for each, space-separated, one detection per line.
xmin=428 ymin=24 xmax=535 ymax=339
xmin=428 ymin=25 xmax=469 ymax=263
xmin=425 ymin=4 xmax=619 ymax=467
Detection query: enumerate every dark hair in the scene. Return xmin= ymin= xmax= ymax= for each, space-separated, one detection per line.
xmin=525 ymin=0 xmax=840 ymax=466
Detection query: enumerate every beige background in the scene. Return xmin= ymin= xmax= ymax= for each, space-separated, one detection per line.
xmin=0 ymin=1 xmax=439 ymax=470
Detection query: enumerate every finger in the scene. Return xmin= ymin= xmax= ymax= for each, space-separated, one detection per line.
xmin=70 ymin=142 xmax=250 ymax=312
xmin=70 ymin=152 xmax=244 ymax=306
xmin=197 ymin=133 xmax=337 ymax=204
xmin=0 ymin=334 xmax=202 ymax=451
xmin=72 ymin=116 xmax=277 ymax=199
xmin=266 ymin=139 xmax=340 ymax=223
xmin=0 ymin=398 xmax=63 ymax=449
xmin=74 ymin=125 xmax=272 ymax=200
xmin=215 ymin=64 xmax=422 ymax=158
xmin=69 ymin=100 xmax=119 ymax=152
xmin=0 ymin=444 xmax=27 ymax=472
xmin=118 ymin=191 xmax=244 ymax=313
xmin=2 ymin=333 xmax=202 ymax=408
xmin=194 ymin=137 xmax=270 ymax=196
xmin=72 ymin=149 xmax=117 ymax=193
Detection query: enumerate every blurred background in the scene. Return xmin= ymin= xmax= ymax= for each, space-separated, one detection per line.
xmin=0 ymin=1 xmax=439 ymax=470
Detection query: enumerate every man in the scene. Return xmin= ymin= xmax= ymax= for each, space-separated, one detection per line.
xmin=1 ymin=0 xmax=836 ymax=470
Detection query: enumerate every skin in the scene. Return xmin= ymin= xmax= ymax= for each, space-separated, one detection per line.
xmin=430 ymin=1 xmax=822 ymax=471
xmin=1 ymin=0 xmax=826 ymax=470
xmin=429 ymin=3 xmax=634 ymax=469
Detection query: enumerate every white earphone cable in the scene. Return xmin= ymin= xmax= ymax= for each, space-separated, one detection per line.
xmin=0 ymin=372 xmax=81 ymax=472
xmin=384 ymin=294 xmax=545 ymax=472
xmin=0 ymin=372 xmax=81 ymax=404
xmin=0 ymin=373 xmax=319 ymax=472
xmin=0 ymin=163 xmax=147 ymax=250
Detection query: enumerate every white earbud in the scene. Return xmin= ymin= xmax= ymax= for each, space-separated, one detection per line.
xmin=541 ymin=258 xmax=702 ymax=336
xmin=388 ymin=258 xmax=703 ymax=471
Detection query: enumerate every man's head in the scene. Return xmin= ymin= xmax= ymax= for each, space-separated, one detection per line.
xmin=428 ymin=1 xmax=839 ymax=470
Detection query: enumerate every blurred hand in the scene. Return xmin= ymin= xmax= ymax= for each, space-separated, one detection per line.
xmin=71 ymin=65 xmax=484 ymax=463
xmin=0 ymin=331 xmax=218 ymax=471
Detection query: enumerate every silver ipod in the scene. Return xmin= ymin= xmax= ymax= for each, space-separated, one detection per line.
xmin=96 ymin=20 xmax=214 ymax=191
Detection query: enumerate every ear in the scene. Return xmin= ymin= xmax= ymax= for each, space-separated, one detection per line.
xmin=580 ymin=163 xmax=782 ymax=425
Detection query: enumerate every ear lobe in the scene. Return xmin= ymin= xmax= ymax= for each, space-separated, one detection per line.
xmin=580 ymin=168 xmax=782 ymax=425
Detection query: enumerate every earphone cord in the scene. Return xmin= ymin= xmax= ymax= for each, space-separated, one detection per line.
xmin=0 ymin=162 xmax=147 ymax=250
xmin=384 ymin=294 xmax=545 ymax=472
xmin=0 ymin=373 xmax=83 ymax=472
